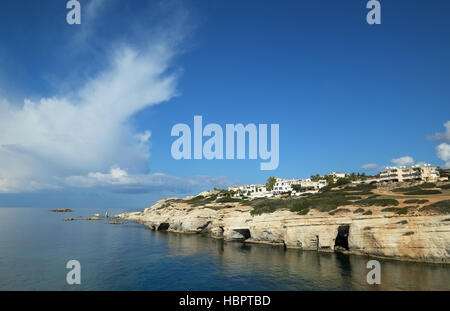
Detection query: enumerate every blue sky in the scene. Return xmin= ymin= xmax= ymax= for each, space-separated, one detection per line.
xmin=0 ymin=0 xmax=449 ymax=208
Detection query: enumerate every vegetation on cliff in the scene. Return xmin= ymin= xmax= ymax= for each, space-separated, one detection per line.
xmin=392 ymin=184 xmax=443 ymax=195
xmin=420 ymin=200 xmax=450 ymax=214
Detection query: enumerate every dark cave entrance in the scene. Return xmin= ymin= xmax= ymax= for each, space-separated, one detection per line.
xmin=334 ymin=225 xmax=350 ymax=251
xmin=157 ymin=223 xmax=170 ymax=231
xmin=233 ymin=228 xmax=251 ymax=240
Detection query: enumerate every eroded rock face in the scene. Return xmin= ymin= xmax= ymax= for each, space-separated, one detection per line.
xmin=227 ymin=228 xmax=251 ymax=241
xmin=116 ymin=198 xmax=450 ymax=263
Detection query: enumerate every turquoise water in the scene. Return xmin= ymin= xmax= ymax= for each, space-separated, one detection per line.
xmin=0 ymin=207 xmax=448 ymax=290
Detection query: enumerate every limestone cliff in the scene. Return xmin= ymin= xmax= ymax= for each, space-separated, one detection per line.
xmin=116 ymin=198 xmax=450 ymax=263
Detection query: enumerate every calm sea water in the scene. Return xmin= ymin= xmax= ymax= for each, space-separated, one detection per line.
xmin=0 ymin=207 xmax=448 ymax=291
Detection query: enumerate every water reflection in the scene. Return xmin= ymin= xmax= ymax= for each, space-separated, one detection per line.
xmin=0 ymin=208 xmax=448 ymax=290
xmin=160 ymin=232 xmax=450 ymax=290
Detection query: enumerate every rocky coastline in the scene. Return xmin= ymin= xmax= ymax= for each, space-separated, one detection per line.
xmin=116 ymin=192 xmax=450 ymax=264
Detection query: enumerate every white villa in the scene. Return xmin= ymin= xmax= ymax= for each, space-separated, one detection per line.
xmin=228 ymin=184 xmax=270 ymax=198
xmin=229 ymin=176 xmax=328 ymax=198
xmin=272 ymin=178 xmax=300 ymax=194
xmin=300 ymin=179 xmax=328 ymax=190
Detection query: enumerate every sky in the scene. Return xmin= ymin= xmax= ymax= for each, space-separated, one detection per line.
xmin=0 ymin=0 xmax=449 ymax=208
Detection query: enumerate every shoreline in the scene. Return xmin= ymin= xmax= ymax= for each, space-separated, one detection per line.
xmin=116 ymin=196 xmax=450 ymax=265
xmin=122 ymin=217 xmax=450 ymax=265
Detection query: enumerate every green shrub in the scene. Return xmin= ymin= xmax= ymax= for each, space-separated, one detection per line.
xmin=251 ymin=205 xmax=278 ymax=215
xmin=250 ymin=198 xmax=296 ymax=215
xmin=251 ymin=191 xmax=357 ymax=215
xmin=404 ymin=190 xmax=442 ymax=195
xmin=266 ymin=177 xmax=276 ymax=191
xmin=392 ymin=186 xmax=422 ymax=193
xmin=421 ymin=182 xmax=436 ymax=188
xmin=403 ymin=199 xmax=429 ymax=204
xmin=297 ymin=208 xmax=310 ymax=215
xmin=329 ymin=208 xmax=350 ymax=215
xmin=319 ymin=185 xmax=333 ymax=192
xmin=403 ymin=205 xmax=418 ymax=209
xmin=362 ymin=210 xmax=373 ymax=215
xmin=290 ymin=201 xmax=309 ymax=212
xmin=343 ymin=184 xmax=376 ymax=191
xmin=354 ymin=198 xmax=399 ymax=207
xmin=335 ymin=178 xmax=351 ymax=186
xmin=216 ymin=197 xmax=241 ymax=203
xmin=341 ymin=191 xmax=372 ymax=196
xmin=185 ymin=194 xmax=219 ymax=206
xmin=396 ymin=207 xmax=409 ymax=215
xmin=381 ymin=207 xmax=400 ymax=213
xmin=185 ymin=195 xmax=204 ymax=203
xmin=439 ymin=184 xmax=450 ymax=190
xmin=345 ymin=195 xmax=363 ymax=200
xmin=354 ymin=208 xmax=365 ymax=213
xmin=367 ymin=194 xmax=380 ymax=199
xmin=420 ymin=200 xmax=450 ymax=214
xmin=381 ymin=207 xmax=410 ymax=215
xmin=290 ymin=192 xmax=353 ymax=212
xmin=393 ymin=184 xmax=441 ymax=194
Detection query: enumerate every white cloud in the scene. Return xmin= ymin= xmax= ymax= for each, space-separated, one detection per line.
xmin=85 ymin=0 xmax=106 ymax=20
xmin=428 ymin=121 xmax=450 ymax=168
xmin=71 ymin=0 xmax=107 ymax=45
xmin=436 ymin=143 xmax=450 ymax=168
xmin=65 ymin=167 xmax=230 ymax=194
xmin=361 ymin=163 xmax=378 ymax=170
xmin=391 ymin=156 xmax=415 ymax=167
xmin=0 ymin=42 xmax=177 ymax=193
xmin=428 ymin=121 xmax=450 ymax=142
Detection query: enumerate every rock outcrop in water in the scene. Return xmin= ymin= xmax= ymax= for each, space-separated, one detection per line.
xmin=116 ymin=196 xmax=450 ymax=264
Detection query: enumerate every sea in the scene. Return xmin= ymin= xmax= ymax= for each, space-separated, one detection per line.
xmin=0 ymin=207 xmax=448 ymax=290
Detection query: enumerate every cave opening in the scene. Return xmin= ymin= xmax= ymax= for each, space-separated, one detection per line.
xmin=235 ymin=229 xmax=251 ymax=239
xmin=157 ymin=223 xmax=170 ymax=231
xmin=231 ymin=228 xmax=251 ymax=241
xmin=334 ymin=225 xmax=350 ymax=251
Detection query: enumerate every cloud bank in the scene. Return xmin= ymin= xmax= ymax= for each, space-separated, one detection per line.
xmin=66 ymin=167 xmax=229 ymax=194
xmin=429 ymin=121 xmax=450 ymax=168
xmin=0 ymin=2 xmax=228 ymax=196
xmin=391 ymin=156 xmax=415 ymax=167
xmin=0 ymin=43 xmax=177 ymax=193
xmin=361 ymin=163 xmax=378 ymax=170
xmin=436 ymin=143 xmax=450 ymax=168
xmin=428 ymin=121 xmax=450 ymax=142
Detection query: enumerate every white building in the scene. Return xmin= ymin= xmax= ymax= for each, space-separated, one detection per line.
xmin=228 ymin=184 xmax=271 ymax=198
xmin=272 ymin=178 xmax=300 ymax=194
xmin=227 ymin=176 xmax=329 ymax=199
xmin=272 ymin=178 xmax=327 ymax=195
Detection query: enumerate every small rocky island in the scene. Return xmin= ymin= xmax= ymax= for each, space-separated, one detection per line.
xmin=49 ymin=209 xmax=73 ymax=213
xmin=116 ymin=181 xmax=450 ymax=264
